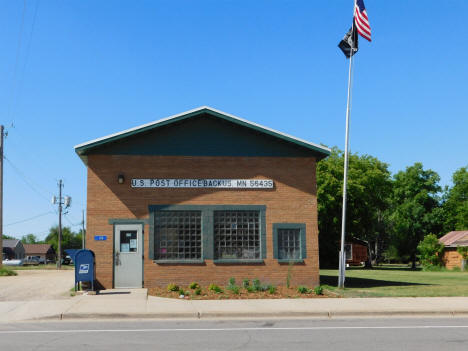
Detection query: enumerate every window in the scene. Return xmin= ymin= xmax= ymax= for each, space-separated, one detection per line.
xmin=149 ymin=205 xmax=266 ymax=263
xmin=214 ymin=210 xmax=260 ymax=260
xmin=345 ymin=244 xmax=352 ymax=261
xmin=120 ymin=230 xmax=137 ymax=253
xmin=273 ymin=223 xmax=306 ymax=261
xmin=154 ymin=211 xmax=202 ymax=260
xmin=277 ymin=228 xmax=301 ymax=260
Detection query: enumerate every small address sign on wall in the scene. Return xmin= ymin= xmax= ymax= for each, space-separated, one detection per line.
xmin=131 ymin=179 xmax=274 ymax=189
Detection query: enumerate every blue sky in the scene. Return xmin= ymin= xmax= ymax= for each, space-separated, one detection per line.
xmin=1 ymin=0 xmax=467 ymax=239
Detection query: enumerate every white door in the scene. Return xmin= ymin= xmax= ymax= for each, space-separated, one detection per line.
xmin=114 ymin=224 xmax=143 ymax=288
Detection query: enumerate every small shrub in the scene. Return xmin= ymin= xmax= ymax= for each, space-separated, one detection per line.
xmin=229 ymin=277 xmax=236 ymax=286
xmin=167 ymin=283 xmax=179 ymax=292
xmin=297 ymin=285 xmax=309 ymax=294
xmin=228 ymin=285 xmax=240 ymax=294
xmin=417 ymin=234 xmax=445 ymax=268
xmin=179 ymin=289 xmax=186 ymax=296
xmin=189 ymin=282 xmax=200 ymax=290
xmin=209 ymin=283 xmax=223 ymax=293
xmin=246 ymin=286 xmax=255 ymax=293
xmin=252 ymin=278 xmax=261 ymax=291
xmin=314 ymin=285 xmax=324 ymax=295
xmin=242 ymin=278 xmax=250 ymax=289
xmin=195 ymin=288 xmax=202 ymax=295
xmin=451 ymin=266 xmax=462 ymax=272
xmin=0 ymin=267 xmax=17 ymax=276
xmin=286 ymin=261 xmax=294 ymax=288
xmin=267 ymin=284 xmax=277 ymax=294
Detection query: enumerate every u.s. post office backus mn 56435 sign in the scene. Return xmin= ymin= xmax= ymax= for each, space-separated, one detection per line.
xmin=131 ymin=178 xmax=274 ymax=189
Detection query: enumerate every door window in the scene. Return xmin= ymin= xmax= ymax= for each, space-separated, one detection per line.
xmin=120 ymin=230 xmax=137 ymax=253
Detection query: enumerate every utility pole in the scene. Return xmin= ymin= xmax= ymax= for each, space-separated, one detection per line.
xmin=81 ymin=209 xmax=85 ymax=249
xmin=52 ymin=180 xmax=71 ymax=270
xmin=0 ymin=125 xmax=4 ymax=269
xmin=57 ymin=180 xmax=63 ymax=269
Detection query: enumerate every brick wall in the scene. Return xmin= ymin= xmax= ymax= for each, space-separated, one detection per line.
xmin=86 ymin=155 xmax=319 ymax=288
xmin=442 ymin=247 xmax=463 ymax=269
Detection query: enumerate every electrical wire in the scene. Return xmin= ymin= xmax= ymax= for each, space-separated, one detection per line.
xmin=3 ymin=154 xmax=55 ymax=203
xmin=7 ymin=0 xmax=27 ymax=121
xmin=10 ymin=0 xmax=41 ymax=121
xmin=4 ymin=211 xmax=55 ymax=227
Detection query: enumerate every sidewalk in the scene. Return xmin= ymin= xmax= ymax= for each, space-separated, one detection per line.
xmin=2 ymin=289 xmax=468 ymax=322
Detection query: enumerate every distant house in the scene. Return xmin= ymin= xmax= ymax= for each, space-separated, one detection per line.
xmin=2 ymin=239 xmax=25 ymax=260
xmin=23 ymin=244 xmax=56 ymax=263
xmin=439 ymin=231 xmax=468 ymax=269
xmin=345 ymin=238 xmax=368 ymax=266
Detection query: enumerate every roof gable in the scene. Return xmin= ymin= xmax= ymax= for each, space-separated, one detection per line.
xmin=23 ymin=244 xmax=54 ymax=254
xmin=3 ymin=239 xmax=20 ymax=248
xmin=75 ymin=106 xmax=330 ymax=164
xmin=439 ymin=231 xmax=468 ymax=247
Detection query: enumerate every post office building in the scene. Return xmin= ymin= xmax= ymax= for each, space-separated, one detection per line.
xmin=75 ymin=106 xmax=330 ymax=289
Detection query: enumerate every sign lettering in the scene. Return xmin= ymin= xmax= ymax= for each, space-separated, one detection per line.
xmin=131 ymin=179 xmax=274 ymax=189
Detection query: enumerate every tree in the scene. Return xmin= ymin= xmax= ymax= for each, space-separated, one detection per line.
xmin=317 ymin=147 xmax=393 ymax=267
xmin=21 ymin=234 xmax=42 ymax=244
xmin=417 ymin=234 xmax=444 ymax=268
xmin=443 ymin=166 xmax=468 ymax=231
xmin=389 ymin=163 xmax=442 ymax=268
xmin=45 ymin=226 xmax=82 ymax=254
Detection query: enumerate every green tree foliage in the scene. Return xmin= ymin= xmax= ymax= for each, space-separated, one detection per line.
xmin=2 ymin=234 xmax=16 ymax=240
xmin=390 ymin=163 xmax=442 ymax=268
xmin=45 ymin=226 xmax=82 ymax=254
xmin=21 ymin=233 xmax=42 ymax=244
xmin=442 ymin=166 xmax=468 ymax=231
xmin=417 ymin=234 xmax=444 ymax=268
xmin=317 ymin=147 xmax=392 ymax=267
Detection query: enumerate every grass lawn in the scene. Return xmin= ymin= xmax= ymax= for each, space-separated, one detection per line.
xmin=321 ymin=265 xmax=468 ymax=297
xmin=10 ymin=264 xmax=75 ymax=271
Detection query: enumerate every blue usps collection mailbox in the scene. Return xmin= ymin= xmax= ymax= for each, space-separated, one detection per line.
xmin=74 ymin=249 xmax=95 ymax=291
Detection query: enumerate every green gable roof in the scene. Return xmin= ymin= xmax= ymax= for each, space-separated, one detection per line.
xmin=74 ymin=106 xmax=330 ymax=164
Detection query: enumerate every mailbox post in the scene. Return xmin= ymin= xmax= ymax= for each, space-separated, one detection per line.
xmin=74 ymin=249 xmax=95 ymax=291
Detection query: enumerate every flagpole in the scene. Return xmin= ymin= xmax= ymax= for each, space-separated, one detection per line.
xmin=338 ymin=36 xmax=355 ymax=289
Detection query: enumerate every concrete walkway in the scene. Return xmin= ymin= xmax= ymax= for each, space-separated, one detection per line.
xmin=2 ymin=289 xmax=468 ymax=322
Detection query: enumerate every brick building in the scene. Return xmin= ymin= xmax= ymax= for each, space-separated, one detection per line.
xmin=439 ymin=231 xmax=468 ymax=270
xmin=75 ymin=107 xmax=330 ymax=289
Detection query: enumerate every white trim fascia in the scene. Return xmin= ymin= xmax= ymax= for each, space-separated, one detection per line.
xmin=74 ymin=106 xmax=331 ymax=154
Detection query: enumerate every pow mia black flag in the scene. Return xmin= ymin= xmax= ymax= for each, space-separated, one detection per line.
xmin=338 ymin=26 xmax=358 ymax=58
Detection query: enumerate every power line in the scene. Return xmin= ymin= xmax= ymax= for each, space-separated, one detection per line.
xmin=11 ymin=0 xmax=41 ymax=121
xmin=4 ymin=211 xmax=54 ymax=227
xmin=7 ymin=0 xmax=27 ymax=121
xmin=3 ymin=154 xmax=54 ymax=203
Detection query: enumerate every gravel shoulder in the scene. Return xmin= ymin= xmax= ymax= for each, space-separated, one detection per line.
xmin=0 ymin=269 xmax=74 ymax=301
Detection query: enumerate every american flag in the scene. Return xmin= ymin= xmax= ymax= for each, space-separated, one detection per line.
xmin=354 ymin=0 xmax=371 ymax=42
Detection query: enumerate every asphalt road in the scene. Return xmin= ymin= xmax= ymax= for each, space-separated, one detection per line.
xmin=1 ymin=318 xmax=468 ymax=350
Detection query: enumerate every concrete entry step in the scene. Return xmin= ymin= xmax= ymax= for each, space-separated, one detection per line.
xmin=93 ymin=288 xmax=148 ymax=300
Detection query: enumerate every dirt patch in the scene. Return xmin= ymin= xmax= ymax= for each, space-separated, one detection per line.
xmin=0 ymin=269 xmax=74 ymax=301
xmin=148 ymin=285 xmax=332 ymax=300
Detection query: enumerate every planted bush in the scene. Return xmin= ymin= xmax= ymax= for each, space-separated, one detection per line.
xmin=313 ymin=285 xmax=323 ymax=295
xmin=297 ymin=285 xmax=309 ymax=294
xmin=267 ymin=284 xmax=277 ymax=294
xmin=209 ymin=283 xmax=223 ymax=293
xmin=195 ymin=288 xmax=202 ymax=295
xmin=189 ymin=282 xmax=200 ymax=290
xmin=167 ymin=283 xmax=179 ymax=292
xmin=242 ymin=279 xmax=250 ymax=289
xmin=417 ymin=234 xmax=445 ymax=268
xmin=252 ymin=279 xmax=261 ymax=291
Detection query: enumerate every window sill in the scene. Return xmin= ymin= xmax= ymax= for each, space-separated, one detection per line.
xmin=213 ymin=259 xmax=264 ymax=264
xmin=153 ymin=259 xmax=205 ymax=265
xmin=277 ymin=259 xmax=304 ymax=264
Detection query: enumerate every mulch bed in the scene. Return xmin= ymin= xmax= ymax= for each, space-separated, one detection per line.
xmin=148 ymin=286 xmax=333 ymax=300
